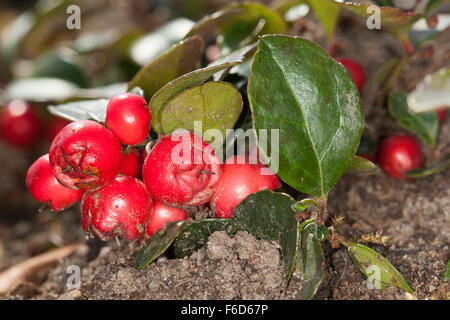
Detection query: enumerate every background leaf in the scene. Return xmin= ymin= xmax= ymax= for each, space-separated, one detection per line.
xmin=388 ymin=91 xmax=439 ymax=146
xmin=334 ymin=0 xmax=422 ymax=42
xmin=5 ymin=77 xmax=79 ymax=102
xmin=48 ymin=99 xmax=108 ymax=122
xmin=347 ymin=243 xmax=414 ymax=293
xmin=136 ymin=221 xmax=188 ymax=270
xmin=248 ymin=35 xmax=363 ymax=198
xmin=407 ymin=68 xmax=450 ymax=113
xmin=219 ymin=2 xmax=287 ymax=52
xmin=149 ymin=61 xmax=243 ymax=134
xmin=307 ymin=0 xmax=340 ymax=44
xmin=346 ymin=155 xmax=381 ymax=176
xmin=128 ymin=36 xmax=204 ymax=101
xmin=406 ymin=154 xmax=450 ymax=178
xmin=445 ymin=259 xmax=450 ymax=282
xmin=159 ymin=81 xmax=243 ymax=139
xmin=295 ymin=222 xmax=325 ymax=300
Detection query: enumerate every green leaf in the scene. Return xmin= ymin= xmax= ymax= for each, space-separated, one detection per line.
xmin=295 ymin=222 xmax=325 ymax=300
xmin=159 ymin=81 xmax=243 ymax=140
xmin=129 ymin=18 xmax=195 ymax=66
xmin=136 ymin=221 xmax=188 ymax=270
xmin=407 ymin=68 xmax=450 ymax=113
xmin=209 ymin=43 xmax=257 ymax=81
xmin=175 ymin=219 xmax=231 ymax=258
xmin=388 ymin=91 xmax=439 ymax=146
xmin=347 ymin=243 xmax=414 ymax=293
xmin=248 ymin=35 xmax=363 ymax=198
xmin=445 ymin=259 xmax=450 ymax=282
xmin=128 ymin=36 xmax=204 ymax=101
xmin=307 ymin=0 xmax=340 ymax=44
xmin=219 ymin=2 xmax=287 ymax=52
xmin=406 ymin=154 xmax=450 ymax=178
xmin=334 ymin=0 xmax=421 ymax=42
xmin=184 ymin=7 xmax=244 ymax=39
xmin=149 ymin=60 xmax=244 ymax=134
xmin=230 ymin=190 xmax=299 ymax=280
xmin=48 ymin=99 xmax=109 ymax=122
xmin=346 ymin=155 xmax=381 ymax=176
xmin=29 ymin=49 xmax=87 ymax=87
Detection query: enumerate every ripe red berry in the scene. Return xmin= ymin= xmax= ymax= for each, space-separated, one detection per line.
xmin=0 ymin=100 xmax=42 ymax=149
xmin=26 ymin=154 xmax=83 ymax=211
xmin=106 ymin=93 xmax=151 ymax=145
xmin=146 ymin=200 xmax=188 ymax=237
xmin=436 ymin=109 xmax=446 ymax=123
xmin=336 ymin=57 xmax=366 ymax=92
xmin=81 ymin=176 xmax=152 ymax=241
xmin=120 ymin=148 xmax=143 ymax=178
xmin=49 ymin=120 xmax=123 ymax=191
xmin=45 ymin=117 xmax=71 ymax=142
xmin=142 ymin=131 xmax=222 ymax=207
xmin=377 ymin=134 xmax=424 ymax=179
xmin=211 ymin=155 xmax=281 ymax=219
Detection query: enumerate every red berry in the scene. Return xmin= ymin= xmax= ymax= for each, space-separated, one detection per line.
xmin=26 ymin=154 xmax=83 ymax=211
xmin=45 ymin=117 xmax=71 ymax=142
xmin=106 ymin=93 xmax=151 ymax=145
xmin=377 ymin=134 xmax=424 ymax=179
xmin=211 ymin=155 xmax=281 ymax=219
xmin=120 ymin=148 xmax=143 ymax=178
xmin=336 ymin=57 xmax=366 ymax=92
xmin=81 ymin=176 xmax=152 ymax=241
xmin=0 ymin=100 xmax=42 ymax=149
xmin=142 ymin=131 xmax=222 ymax=207
xmin=146 ymin=200 xmax=188 ymax=237
xmin=436 ymin=109 xmax=446 ymax=123
xmin=49 ymin=120 xmax=123 ymax=191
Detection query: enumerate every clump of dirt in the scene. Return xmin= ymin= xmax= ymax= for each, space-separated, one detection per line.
xmin=31 ymin=231 xmax=302 ymax=300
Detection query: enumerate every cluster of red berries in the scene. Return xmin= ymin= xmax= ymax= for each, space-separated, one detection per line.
xmin=25 ymin=93 xmax=281 ymax=241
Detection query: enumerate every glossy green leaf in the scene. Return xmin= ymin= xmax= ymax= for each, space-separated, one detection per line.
xmin=295 ymin=222 xmax=325 ymax=300
xmin=346 ymin=155 xmax=381 ymax=175
xmin=159 ymin=81 xmax=243 ymax=139
xmin=184 ymin=8 xmax=244 ymax=38
xmin=136 ymin=221 xmax=188 ymax=270
xmin=248 ymin=35 xmax=363 ymax=198
xmin=219 ymin=2 xmax=287 ymax=52
xmin=347 ymin=243 xmax=413 ymax=293
xmin=230 ymin=190 xmax=299 ymax=280
xmin=128 ymin=36 xmax=204 ymax=101
xmin=406 ymin=154 xmax=450 ymax=178
xmin=272 ymin=0 xmax=308 ymax=16
xmin=334 ymin=0 xmax=421 ymax=41
xmin=308 ymin=0 xmax=340 ymax=43
xmin=48 ymin=99 xmax=108 ymax=122
xmin=175 ymin=219 xmax=231 ymax=258
xmin=407 ymin=68 xmax=450 ymax=113
xmin=149 ymin=61 xmax=243 ymax=134
xmin=388 ymin=91 xmax=439 ymax=146
xmin=445 ymin=259 xmax=450 ymax=282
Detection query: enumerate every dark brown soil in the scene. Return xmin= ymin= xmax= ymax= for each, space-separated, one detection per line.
xmin=0 ymin=9 xmax=449 ymax=301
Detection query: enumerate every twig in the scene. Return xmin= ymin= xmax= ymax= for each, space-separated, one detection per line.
xmin=0 ymin=243 xmax=79 ymax=295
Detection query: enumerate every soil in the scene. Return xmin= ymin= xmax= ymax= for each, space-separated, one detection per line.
xmin=0 ymin=9 xmax=449 ymax=300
